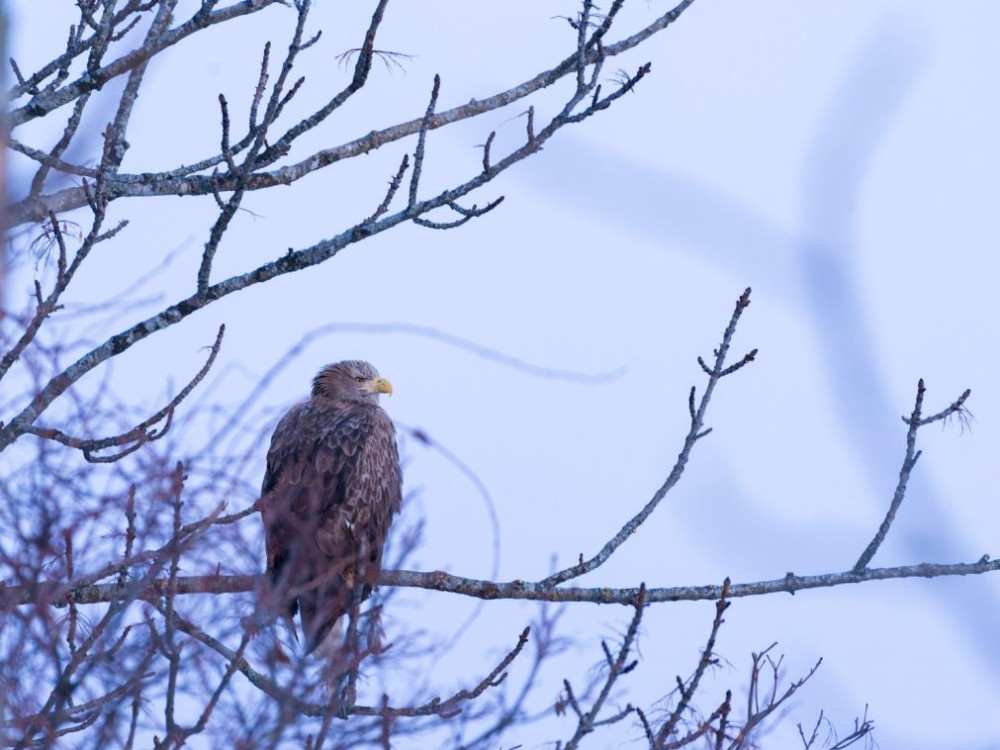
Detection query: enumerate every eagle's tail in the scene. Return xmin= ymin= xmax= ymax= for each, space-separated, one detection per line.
xmin=299 ymin=588 xmax=348 ymax=655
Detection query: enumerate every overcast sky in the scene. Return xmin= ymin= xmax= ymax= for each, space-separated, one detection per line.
xmin=6 ymin=2 xmax=1000 ymax=748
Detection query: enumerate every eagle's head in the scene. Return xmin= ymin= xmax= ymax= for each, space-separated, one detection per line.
xmin=311 ymin=360 xmax=393 ymax=403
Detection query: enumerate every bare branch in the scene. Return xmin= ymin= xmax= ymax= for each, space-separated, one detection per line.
xmin=23 ymin=325 xmax=225 ymax=461
xmin=154 ymin=597 xmax=530 ymax=721
xmin=538 ymin=288 xmax=755 ymax=589
xmin=853 ymin=379 xmax=971 ymax=572
xmin=360 ymin=154 xmax=409 ymax=228
xmin=8 ymin=554 xmax=1000 ymax=611
xmin=656 ymin=579 xmax=731 ymax=744
xmin=561 ymin=584 xmax=645 ymax=749
xmin=10 ymin=0 xmax=702 ymax=225
xmin=409 ymin=74 xmax=441 ymax=207
xmin=9 ymin=1 xmax=288 ymax=128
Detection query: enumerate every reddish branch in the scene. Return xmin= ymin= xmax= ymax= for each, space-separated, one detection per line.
xmin=154 ymin=596 xmax=530 ymax=720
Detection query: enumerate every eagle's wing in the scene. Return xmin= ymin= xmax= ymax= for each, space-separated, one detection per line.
xmin=261 ymin=400 xmax=400 ymax=652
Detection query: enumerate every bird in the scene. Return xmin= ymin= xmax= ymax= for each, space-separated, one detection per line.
xmin=260 ymin=360 xmax=401 ymax=653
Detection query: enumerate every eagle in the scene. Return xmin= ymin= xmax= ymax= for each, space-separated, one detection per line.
xmin=260 ymin=360 xmax=401 ymax=653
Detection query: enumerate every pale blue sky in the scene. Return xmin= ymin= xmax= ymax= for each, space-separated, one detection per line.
xmin=6 ymin=2 xmax=1000 ymax=747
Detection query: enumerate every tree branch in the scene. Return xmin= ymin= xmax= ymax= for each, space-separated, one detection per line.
xmin=9 ymin=0 xmax=700 ymax=225
xmin=538 ymin=288 xmax=756 ymax=589
xmin=11 ymin=556 xmax=998 ymax=609
xmin=853 ymin=379 xmax=972 ymax=572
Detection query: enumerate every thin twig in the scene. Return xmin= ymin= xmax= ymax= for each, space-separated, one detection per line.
xmin=656 ymin=579 xmax=731 ymax=744
xmin=409 ymin=74 xmax=440 ymax=207
xmin=853 ymin=380 xmax=971 ymax=572
xmin=561 ymin=585 xmax=645 ymax=749
xmin=538 ymin=288 xmax=756 ymax=589
xmin=10 ymin=0 xmax=702 ymax=225
xmin=24 ymin=325 xmax=225 ymax=461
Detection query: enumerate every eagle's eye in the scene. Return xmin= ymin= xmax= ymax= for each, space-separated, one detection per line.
xmin=355 ymin=376 xmax=366 ymax=384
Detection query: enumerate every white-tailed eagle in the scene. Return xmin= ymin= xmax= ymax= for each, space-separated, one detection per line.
xmin=260 ymin=360 xmax=401 ymax=652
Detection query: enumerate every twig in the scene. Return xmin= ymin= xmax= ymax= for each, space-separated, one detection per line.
xmin=154 ymin=600 xmax=530 ymax=720
xmin=9 ymin=1 xmax=287 ymax=128
xmin=161 ymin=462 xmax=186 ymax=740
xmin=725 ymin=647 xmax=822 ymax=748
xmin=561 ymin=585 xmax=645 ymax=749
xmin=482 ymin=130 xmax=496 ymax=173
xmin=10 ymin=0 xmax=702 ymax=225
xmin=0 ymin=5 xmax=677 ymax=449
xmin=359 ymin=155 xmax=410 ymax=229
xmin=409 ymin=74 xmax=440 ymax=207
xmin=656 ymin=579 xmax=731 ymax=744
xmin=853 ymin=380 xmax=971 ymax=572
xmin=258 ymin=0 xmax=393 ymax=164
xmin=538 ymin=289 xmax=756 ymax=589
xmin=23 ymin=325 xmax=225 ymax=461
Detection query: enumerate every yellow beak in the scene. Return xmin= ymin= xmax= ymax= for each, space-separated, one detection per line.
xmin=365 ymin=376 xmax=393 ymax=396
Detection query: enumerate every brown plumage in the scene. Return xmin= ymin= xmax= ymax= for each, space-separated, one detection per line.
xmin=260 ymin=360 xmax=401 ymax=653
